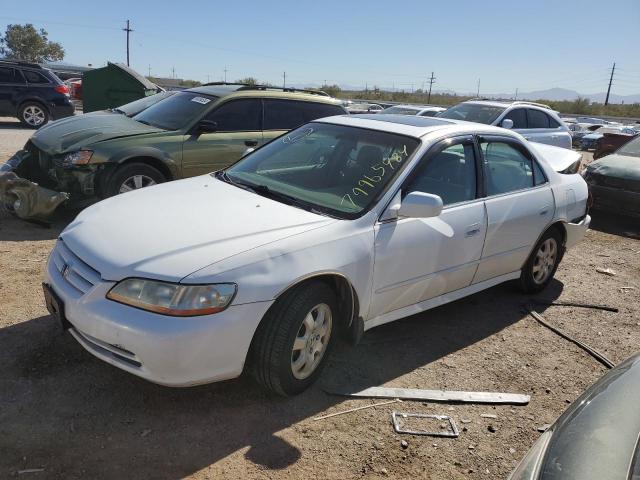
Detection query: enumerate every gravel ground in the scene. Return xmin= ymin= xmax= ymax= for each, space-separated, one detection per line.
xmin=1 ymin=118 xmax=639 ymax=479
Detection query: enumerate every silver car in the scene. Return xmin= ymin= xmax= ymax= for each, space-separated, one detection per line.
xmin=439 ymin=100 xmax=572 ymax=149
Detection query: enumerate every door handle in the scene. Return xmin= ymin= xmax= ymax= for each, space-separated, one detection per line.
xmin=465 ymin=223 xmax=481 ymax=237
xmin=245 ymin=140 xmax=258 ymax=147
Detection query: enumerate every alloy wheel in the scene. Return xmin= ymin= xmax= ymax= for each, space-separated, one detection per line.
xmin=23 ymin=106 xmax=46 ymax=126
xmin=119 ymin=175 xmax=157 ymax=194
xmin=532 ymin=238 xmax=557 ymax=284
xmin=291 ymin=303 xmax=332 ymax=380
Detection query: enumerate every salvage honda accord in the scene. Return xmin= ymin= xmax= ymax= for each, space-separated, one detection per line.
xmin=43 ymin=115 xmax=590 ymax=395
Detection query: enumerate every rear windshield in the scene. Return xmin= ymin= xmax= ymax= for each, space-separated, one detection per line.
xmin=380 ymin=106 xmax=420 ymax=115
xmin=438 ymin=103 xmax=505 ymax=124
xmin=133 ymin=91 xmax=218 ymax=130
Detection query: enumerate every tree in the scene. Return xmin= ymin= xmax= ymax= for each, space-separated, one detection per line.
xmin=320 ymin=84 xmax=341 ymax=97
xmin=235 ymin=77 xmax=258 ymax=85
xmin=0 ymin=24 xmax=65 ymax=62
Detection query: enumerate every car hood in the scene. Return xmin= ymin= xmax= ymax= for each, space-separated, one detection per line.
xmin=528 ymin=142 xmax=582 ymax=172
xmin=586 ymin=153 xmax=640 ymax=180
xmin=30 ymin=114 xmax=163 ymax=155
xmin=60 ymin=176 xmax=335 ymax=282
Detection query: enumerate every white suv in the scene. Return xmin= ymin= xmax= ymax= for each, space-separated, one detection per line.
xmin=439 ymin=100 xmax=572 ymax=149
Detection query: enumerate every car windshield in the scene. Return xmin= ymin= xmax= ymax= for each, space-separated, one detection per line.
xmin=617 ymin=136 xmax=640 ymax=157
xmin=116 ymin=91 xmax=175 ymax=117
xmin=224 ymin=123 xmax=419 ymax=219
xmin=438 ymin=103 xmax=505 ymax=124
xmin=380 ymin=106 xmax=420 ymax=115
xmin=133 ymin=91 xmax=218 ymax=130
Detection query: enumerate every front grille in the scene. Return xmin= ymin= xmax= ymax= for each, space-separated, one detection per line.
xmin=51 ymin=239 xmax=101 ymax=295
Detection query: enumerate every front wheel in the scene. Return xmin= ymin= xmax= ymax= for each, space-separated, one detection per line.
xmin=519 ymin=228 xmax=564 ymax=293
xmin=103 ymin=162 xmax=165 ymax=198
xmin=251 ymin=281 xmax=338 ymax=396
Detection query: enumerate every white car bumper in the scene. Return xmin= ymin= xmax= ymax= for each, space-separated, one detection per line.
xmin=44 ymin=242 xmax=273 ymax=387
xmin=565 ymin=214 xmax=591 ymax=249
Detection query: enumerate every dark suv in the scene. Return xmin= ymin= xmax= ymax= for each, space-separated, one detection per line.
xmin=0 ymin=60 xmax=75 ymax=128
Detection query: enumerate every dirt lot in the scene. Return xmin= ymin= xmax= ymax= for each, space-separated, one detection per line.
xmin=1 ymin=119 xmax=639 ymax=479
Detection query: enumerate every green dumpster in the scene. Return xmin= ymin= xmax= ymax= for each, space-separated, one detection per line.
xmin=82 ymin=62 xmax=160 ymax=113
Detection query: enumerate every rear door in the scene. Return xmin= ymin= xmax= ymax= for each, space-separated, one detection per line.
xmin=517 ymin=108 xmax=567 ymax=147
xmin=0 ymin=66 xmax=26 ymax=115
xmin=369 ymin=136 xmax=487 ymax=319
xmin=262 ymin=99 xmax=345 ymax=143
xmin=181 ymin=98 xmax=263 ymax=177
xmin=474 ymin=136 xmax=554 ymax=283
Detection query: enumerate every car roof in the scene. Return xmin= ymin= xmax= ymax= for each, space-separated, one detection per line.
xmin=186 ymin=84 xmax=340 ymax=104
xmin=316 ymin=113 xmax=511 ymax=138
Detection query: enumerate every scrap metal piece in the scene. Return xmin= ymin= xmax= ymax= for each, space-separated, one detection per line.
xmin=312 ymin=398 xmax=401 ymax=421
xmin=0 ymin=172 xmax=68 ymax=220
xmin=391 ymin=412 xmax=459 ymax=437
xmin=532 ymin=300 xmax=619 ymax=313
xmin=327 ymin=387 xmax=530 ymax=405
xmin=528 ymin=309 xmax=615 ymax=369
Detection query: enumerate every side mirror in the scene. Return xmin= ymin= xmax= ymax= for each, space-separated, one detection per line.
xmin=501 ymin=118 xmax=514 ymax=129
xmin=198 ymin=120 xmax=218 ymax=133
xmin=398 ymin=191 xmax=443 ymax=218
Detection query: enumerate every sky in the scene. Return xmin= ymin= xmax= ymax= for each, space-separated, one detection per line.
xmin=1 ymin=0 xmax=640 ymax=96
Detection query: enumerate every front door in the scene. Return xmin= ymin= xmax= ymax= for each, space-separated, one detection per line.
xmin=369 ymin=137 xmax=487 ymax=320
xmin=474 ymin=136 xmax=555 ymax=282
xmin=181 ymin=98 xmax=263 ymax=177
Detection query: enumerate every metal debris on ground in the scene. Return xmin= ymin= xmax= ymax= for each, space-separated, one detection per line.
xmin=480 ymin=414 xmax=497 ymax=419
xmin=532 ymin=300 xmax=619 ymax=313
xmin=528 ymin=309 xmax=615 ymax=369
xmin=596 ymin=267 xmax=617 ymax=276
xmin=312 ymin=399 xmax=401 ymax=421
xmin=327 ymin=387 xmax=530 ymax=405
xmin=391 ymin=412 xmax=459 ymax=437
xmin=17 ymin=469 xmax=45 ymax=475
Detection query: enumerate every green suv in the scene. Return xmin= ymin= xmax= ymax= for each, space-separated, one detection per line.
xmin=3 ymin=83 xmax=346 ymax=204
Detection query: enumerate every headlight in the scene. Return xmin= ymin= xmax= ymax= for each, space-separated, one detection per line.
xmin=62 ymin=150 xmax=93 ymax=166
xmin=508 ymin=430 xmax=553 ymax=480
xmin=106 ymin=278 xmax=237 ymax=316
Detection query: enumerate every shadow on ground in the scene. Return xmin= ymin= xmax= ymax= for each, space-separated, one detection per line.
xmin=0 ymin=279 xmax=562 ymax=479
xmin=0 ymin=208 xmax=76 ymax=242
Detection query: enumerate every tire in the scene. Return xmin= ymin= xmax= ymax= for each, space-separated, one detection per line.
xmin=251 ymin=281 xmax=338 ymax=396
xmin=18 ymin=102 xmax=49 ymax=129
xmin=519 ymin=227 xmax=564 ymax=293
xmin=104 ymin=162 xmax=166 ymax=198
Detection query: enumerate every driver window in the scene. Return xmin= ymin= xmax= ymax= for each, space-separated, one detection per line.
xmin=404 ymin=142 xmax=477 ymax=206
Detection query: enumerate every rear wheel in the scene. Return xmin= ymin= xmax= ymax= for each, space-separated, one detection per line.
xmin=18 ymin=102 xmax=49 ymax=128
xmin=519 ymin=227 xmax=564 ymax=293
xmin=104 ymin=163 xmax=165 ymax=197
xmin=251 ymin=281 xmax=338 ymax=396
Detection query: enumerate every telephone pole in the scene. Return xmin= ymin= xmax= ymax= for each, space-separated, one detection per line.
xmin=605 ymin=62 xmax=616 ymax=106
xmin=224 ymin=67 xmax=228 ymax=83
xmin=476 ymin=78 xmax=481 ymax=97
xmin=427 ymin=71 xmax=436 ymax=103
xmin=147 ymin=64 xmax=151 ymax=77
xmin=514 ymin=87 xmax=518 ymax=100
xmin=123 ymin=20 xmax=133 ymax=66
xmin=283 ymin=71 xmax=286 ymax=88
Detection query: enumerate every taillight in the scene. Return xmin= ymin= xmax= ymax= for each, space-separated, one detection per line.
xmin=54 ymin=84 xmax=70 ymax=96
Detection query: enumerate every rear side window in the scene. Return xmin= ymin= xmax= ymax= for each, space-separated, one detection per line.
xmin=481 ymin=140 xmax=534 ymax=195
xmin=527 ymin=109 xmax=550 ymax=128
xmin=533 ymin=160 xmax=547 ymax=185
xmin=0 ymin=67 xmax=22 ymax=83
xmin=23 ymin=70 xmax=51 ymax=84
xmin=301 ymin=102 xmax=345 ymax=122
xmin=263 ymin=99 xmax=308 ymax=130
xmin=205 ymin=99 xmax=262 ymax=132
xmin=548 ymin=115 xmax=560 ymax=128
xmin=504 ymin=108 xmax=527 ymax=128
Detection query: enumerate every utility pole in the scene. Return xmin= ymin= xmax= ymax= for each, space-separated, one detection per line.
xmin=171 ymin=66 xmax=175 ymax=79
xmin=605 ymin=62 xmax=616 ymax=106
xmin=224 ymin=67 xmax=228 ymax=83
xmin=123 ymin=20 xmax=133 ymax=66
xmin=283 ymin=71 xmax=286 ymax=88
xmin=147 ymin=64 xmax=151 ymax=77
xmin=514 ymin=88 xmax=518 ymax=100
xmin=427 ymin=71 xmax=435 ymax=103
xmin=476 ymin=78 xmax=481 ymax=97
xmin=206 ymin=74 xmax=210 ymax=83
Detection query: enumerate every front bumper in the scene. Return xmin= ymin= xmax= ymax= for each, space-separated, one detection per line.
xmin=44 ymin=240 xmax=273 ymax=386
xmin=565 ymin=214 xmax=591 ymax=249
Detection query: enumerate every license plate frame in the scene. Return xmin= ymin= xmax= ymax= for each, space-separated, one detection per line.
xmin=42 ymin=283 xmax=71 ymax=330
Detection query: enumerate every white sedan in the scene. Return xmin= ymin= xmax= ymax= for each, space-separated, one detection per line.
xmin=43 ymin=114 xmax=590 ymax=395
